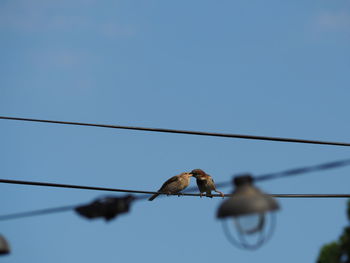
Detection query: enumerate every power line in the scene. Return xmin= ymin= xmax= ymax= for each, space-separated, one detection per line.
xmin=0 ymin=178 xmax=218 ymax=198
xmin=271 ymin=194 xmax=350 ymax=198
xmin=0 ymin=178 xmax=159 ymax=195
xmin=0 ymin=194 xmax=349 ymax=221
xmin=187 ymin=158 xmax=350 ymax=190
xmin=0 ymin=178 xmax=222 ymax=198
xmin=1 ymin=116 xmax=350 ymax=146
xmin=255 ymin=159 xmax=350 ymax=182
xmin=1 ymin=159 xmax=350 ymax=221
xmin=0 ymin=204 xmax=77 ymax=221
xmin=1 ymin=158 xmax=350 ymax=195
xmin=1 ymin=179 xmax=350 ymax=200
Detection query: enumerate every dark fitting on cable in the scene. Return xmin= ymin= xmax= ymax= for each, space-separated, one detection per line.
xmin=0 ymin=235 xmax=10 ymax=255
xmin=75 ymin=195 xmax=135 ymax=221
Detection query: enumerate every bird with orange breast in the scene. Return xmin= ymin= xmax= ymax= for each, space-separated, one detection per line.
xmin=148 ymin=172 xmax=193 ymax=201
xmin=190 ymin=169 xmax=224 ymax=198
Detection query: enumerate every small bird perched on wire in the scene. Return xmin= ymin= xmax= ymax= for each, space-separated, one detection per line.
xmin=148 ymin=172 xmax=193 ymax=201
xmin=190 ymin=169 xmax=224 ymax=198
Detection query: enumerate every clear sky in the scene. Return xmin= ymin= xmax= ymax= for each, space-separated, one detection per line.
xmin=1 ymin=0 xmax=350 ymax=262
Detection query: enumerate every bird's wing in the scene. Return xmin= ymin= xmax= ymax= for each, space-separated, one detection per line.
xmin=158 ymin=175 xmax=179 ymax=191
xmin=209 ymin=177 xmax=217 ymax=188
xmin=196 ymin=178 xmax=207 ymax=192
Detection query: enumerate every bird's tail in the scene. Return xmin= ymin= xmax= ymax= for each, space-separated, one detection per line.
xmin=148 ymin=193 xmax=159 ymax=201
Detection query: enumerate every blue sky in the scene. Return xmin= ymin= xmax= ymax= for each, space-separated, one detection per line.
xmin=1 ymin=0 xmax=350 ymax=262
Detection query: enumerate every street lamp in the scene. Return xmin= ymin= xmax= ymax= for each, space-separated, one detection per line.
xmin=0 ymin=235 xmax=10 ymax=255
xmin=217 ymin=174 xmax=279 ymax=249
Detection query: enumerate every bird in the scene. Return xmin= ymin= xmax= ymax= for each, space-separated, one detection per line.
xmin=148 ymin=172 xmax=193 ymax=201
xmin=190 ymin=169 xmax=224 ymax=198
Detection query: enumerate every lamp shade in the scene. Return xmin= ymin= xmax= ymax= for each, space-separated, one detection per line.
xmin=217 ymin=175 xmax=279 ymax=218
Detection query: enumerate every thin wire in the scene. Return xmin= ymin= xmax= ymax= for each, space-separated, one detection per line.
xmin=0 ymin=204 xmax=77 ymax=221
xmin=186 ymin=158 xmax=350 ymax=191
xmin=1 ymin=156 xmax=350 ymax=222
xmin=271 ymin=194 xmax=350 ymax=198
xmin=0 ymin=158 xmax=349 ymax=199
xmin=1 ymin=116 xmax=350 ymax=146
xmin=1 ymin=159 xmax=350 ymax=220
xmin=0 ymin=194 xmax=349 ymax=221
xmin=0 ymin=178 xmax=221 ymax=198
xmin=255 ymin=159 xmax=350 ymax=182
xmin=0 ymin=178 xmax=160 ymax=195
xmin=0 ymin=178 xmax=349 ymax=199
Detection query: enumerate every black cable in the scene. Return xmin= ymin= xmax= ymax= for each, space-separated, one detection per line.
xmin=1 ymin=158 xmax=350 ymax=195
xmin=271 ymin=194 xmax=350 ymax=198
xmin=255 ymin=159 xmax=350 ymax=182
xmin=1 ymin=159 xmax=350 ymax=220
xmin=185 ymin=158 xmax=350 ymax=190
xmin=0 ymin=178 xmax=223 ymax=198
xmin=0 ymin=194 xmax=349 ymax=221
xmin=0 ymin=178 xmax=160 ymax=195
xmin=1 ymin=116 xmax=350 ymax=146
xmin=0 ymin=204 xmax=76 ymax=221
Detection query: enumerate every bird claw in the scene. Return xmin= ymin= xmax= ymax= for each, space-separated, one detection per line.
xmin=177 ymin=193 xmax=184 ymax=197
xmin=214 ymin=190 xmax=225 ymax=199
xmin=199 ymin=193 xmax=204 ymax=198
xmin=206 ymin=193 xmax=213 ymax=198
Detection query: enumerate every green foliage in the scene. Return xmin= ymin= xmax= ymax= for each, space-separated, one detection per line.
xmin=316 ymin=200 xmax=350 ymax=263
xmin=317 ymin=242 xmax=342 ymax=263
xmin=339 ymin=227 xmax=350 ymax=263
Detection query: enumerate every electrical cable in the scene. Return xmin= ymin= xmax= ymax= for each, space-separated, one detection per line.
xmin=0 ymin=194 xmax=349 ymax=221
xmin=0 ymin=178 xmax=159 ymax=195
xmin=1 ymin=159 xmax=350 ymax=220
xmin=1 ymin=158 xmax=350 ymax=196
xmin=255 ymin=159 xmax=350 ymax=182
xmin=0 ymin=204 xmax=77 ymax=221
xmin=186 ymin=158 xmax=350 ymax=191
xmin=1 ymin=116 xmax=350 ymax=146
